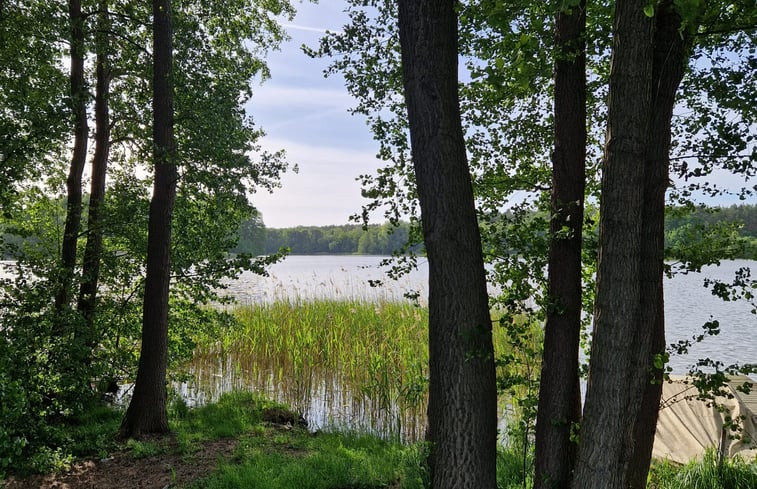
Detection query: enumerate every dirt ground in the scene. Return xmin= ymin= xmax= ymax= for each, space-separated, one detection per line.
xmin=2 ymin=437 xmax=237 ymax=489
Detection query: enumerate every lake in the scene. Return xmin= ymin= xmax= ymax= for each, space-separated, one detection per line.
xmin=6 ymin=255 xmax=752 ymax=438
xmin=220 ymin=255 xmax=755 ymax=371
xmin=180 ymin=255 xmax=756 ymax=439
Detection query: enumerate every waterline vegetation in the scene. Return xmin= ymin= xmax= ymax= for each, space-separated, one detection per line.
xmin=191 ymin=299 xmax=539 ymax=442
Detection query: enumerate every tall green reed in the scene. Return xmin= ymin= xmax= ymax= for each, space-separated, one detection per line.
xmin=193 ymin=299 xmax=539 ymax=441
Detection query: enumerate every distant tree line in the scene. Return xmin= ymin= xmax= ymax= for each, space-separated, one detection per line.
xmin=666 ymin=204 xmax=757 ymax=237
xmin=664 ymin=204 xmax=757 ymax=261
xmin=5 ymin=204 xmax=755 ymax=260
xmin=233 ymin=220 xmax=415 ymax=255
xmin=228 ymin=204 xmax=757 ymax=259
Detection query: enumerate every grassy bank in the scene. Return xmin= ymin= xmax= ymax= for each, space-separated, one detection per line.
xmin=4 ymin=391 xmax=529 ymax=488
xmin=648 ymin=450 xmax=757 ymax=489
xmin=5 ymin=391 xmax=757 ymax=488
xmin=175 ymin=392 xmax=430 ymax=489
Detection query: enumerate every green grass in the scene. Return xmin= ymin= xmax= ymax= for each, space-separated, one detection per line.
xmin=648 ymin=450 xmax=757 ymax=489
xmin=220 ymin=300 xmax=431 ymax=411
xmin=179 ymin=393 xmax=530 ymax=489
xmin=15 ymin=389 xmax=757 ymax=489
xmin=173 ymin=391 xmax=264 ymax=440
xmin=193 ymin=430 xmax=428 ymax=489
xmin=174 ymin=391 xmax=429 ymax=489
xmin=17 ymin=402 xmax=123 ymax=474
xmin=196 ymin=300 xmax=536 ymax=416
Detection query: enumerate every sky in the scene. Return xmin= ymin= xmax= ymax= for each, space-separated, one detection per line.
xmin=247 ymin=2 xmax=384 ymax=228
xmin=246 ymin=3 xmax=755 ymax=228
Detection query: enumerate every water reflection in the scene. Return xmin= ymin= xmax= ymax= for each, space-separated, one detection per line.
xmin=155 ymin=256 xmax=756 ymax=440
xmin=181 ymin=349 xmax=428 ymax=442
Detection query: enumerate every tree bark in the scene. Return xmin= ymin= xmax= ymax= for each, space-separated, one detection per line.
xmin=535 ymin=1 xmax=586 ymax=487
xmin=626 ymin=4 xmax=689 ymax=487
xmin=54 ymin=0 xmax=88 ymax=315
xmin=77 ymin=1 xmax=111 ymax=355
xmin=571 ymin=1 xmax=654 ymax=488
xmin=119 ymin=0 xmax=176 ymax=438
xmin=397 ymin=2 xmax=497 ymax=488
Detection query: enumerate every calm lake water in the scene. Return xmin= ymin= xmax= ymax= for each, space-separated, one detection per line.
xmin=220 ymin=255 xmax=755 ymax=371
xmin=181 ymin=255 xmax=756 ymax=439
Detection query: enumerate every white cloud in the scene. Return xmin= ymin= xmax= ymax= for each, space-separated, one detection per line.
xmin=252 ymin=138 xmax=385 ymax=227
xmin=250 ymin=85 xmax=354 ymax=110
xmin=244 ymin=2 xmax=388 ymax=227
xmin=281 ymin=23 xmax=343 ymax=35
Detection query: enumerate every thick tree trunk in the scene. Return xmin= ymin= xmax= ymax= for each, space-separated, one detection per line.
xmin=119 ymin=0 xmax=176 ymax=438
xmin=54 ymin=0 xmax=88 ymax=315
xmin=397 ymin=2 xmax=497 ymax=488
xmin=626 ymin=4 xmax=689 ymax=487
xmin=534 ymin=2 xmax=586 ymax=487
xmin=77 ymin=2 xmax=111 ymax=355
xmin=571 ymin=1 xmax=654 ymax=488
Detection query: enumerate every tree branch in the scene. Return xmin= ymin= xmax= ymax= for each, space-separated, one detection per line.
xmin=669 ymin=153 xmax=751 ymax=161
xmin=697 ymin=24 xmax=757 ymax=37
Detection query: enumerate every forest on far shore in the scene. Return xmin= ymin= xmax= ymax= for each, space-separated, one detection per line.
xmin=3 ymin=203 xmax=755 ymax=260
xmin=230 ymin=204 xmax=757 ymax=258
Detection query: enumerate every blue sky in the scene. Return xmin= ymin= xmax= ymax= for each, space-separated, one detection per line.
xmin=247 ymin=2 xmax=754 ymax=228
xmin=248 ymin=2 xmax=383 ymax=228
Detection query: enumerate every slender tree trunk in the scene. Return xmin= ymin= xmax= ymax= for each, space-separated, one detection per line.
xmin=54 ymin=0 xmax=88 ymax=315
xmin=119 ymin=0 xmax=176 ymax=438
xmin=571 ymin=1 xmax=654 ymax=488
xmin=535 ymin=2 xmax=586 ymax=487
xmin=397 ymin=2 xmax=497 ymax=488
xmin=627 ymin=4 xmax=689 ymax=487
xmin=77 ymin=1 xmax=111 ymax=356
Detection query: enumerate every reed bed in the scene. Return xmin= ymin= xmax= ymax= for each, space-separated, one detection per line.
xmin=199 ymin=300 xmax=431 ymax=412
xmin=203 ymin=300 xmax=528 ymax=394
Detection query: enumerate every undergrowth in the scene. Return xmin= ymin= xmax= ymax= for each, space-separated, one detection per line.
xmin=648 ymin=449 xmax=757 ymax=489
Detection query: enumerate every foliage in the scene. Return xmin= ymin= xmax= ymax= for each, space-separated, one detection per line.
xmin=495 ymin=311 xmax=543 ymax=480
xmin=230 ymin=203 xmax=757 ymax=260
xmin=665 ymin=205 xmax=757 ymax=261
xmin=0 ymin=1 xmax=68 ymax=211
xmin=0 ymin=0 xmax=298 ymax=472
xmin=497 ymin=443 xmax=535 ymax=489
xmin=260 ymin=221 xmax=414 ymax=255
xmin=233 ymin=208 xmax=267 ymax=255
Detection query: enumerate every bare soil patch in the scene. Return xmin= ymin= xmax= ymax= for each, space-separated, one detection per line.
xmin=3 ymin=437 xmax=237 ymax=489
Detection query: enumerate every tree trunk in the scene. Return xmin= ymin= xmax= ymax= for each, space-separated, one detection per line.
xmin=627 ymin=4 xmax=689 ymax=487
xmin=119 ymin=0 xmax=176 ymax=438
xmin=54 ymin=0 xmax=88 ymax=315
xmin=571 ymin=1 xmax=654 ymax=488
xmin=397 ymin=2 xmax=497 ymax=488
xmin=535 ymin=1 xmax=586 ymax=487
xmin=77 ymin=1 xmax=111 ymax=356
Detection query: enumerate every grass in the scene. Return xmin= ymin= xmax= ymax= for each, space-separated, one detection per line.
xmin=648 ymin=450 xmax=757 ymax=489
xmin=195 ymin=300 xmax=538 ymax=419
xmin=193 ymin=430 xmax=429 ymax=489
xmin=178 ymin=392 xmax=527 ymax=489
xmin=12 ymin=389 xmax=757 ymax=489
xmin=217 ymin=300 xmax=432 ymax=411
xmin=172 ymin=391 xmax=429 ymax=488
xmin=171 ymin=392 xmax=427 ymax=488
